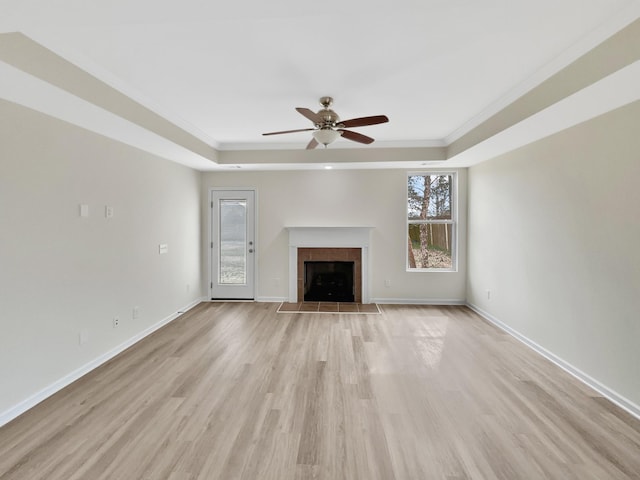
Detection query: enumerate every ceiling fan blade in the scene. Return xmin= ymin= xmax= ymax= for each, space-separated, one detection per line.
xmin=262 ymin=128 xmax=315 ymax=136
xmin=339 ymin=129 xmax=375 ymax=145
xmin=296 ymin=107 xmax=322 ymax=124
xmin=306 ymin=138 xmax=319 ymax=150
xmin=338 ymin=115 xmax=389 ymax=128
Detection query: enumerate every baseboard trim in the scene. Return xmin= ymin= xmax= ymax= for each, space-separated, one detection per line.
xmin=257 ymin=297 xmax=467 ymax=305
xmin=466 ymin=302 xmax=640 ymax=421
xmin=256 ymin=296 xmax=288 ymax=303
xmin=0 ymin=297 xmax=204 ymax=428
xmin=372 ymin=298 xmax=466 ymax=305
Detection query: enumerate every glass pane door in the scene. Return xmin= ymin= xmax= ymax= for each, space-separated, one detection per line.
xmin=211 ymin=190 xmax=255 ymax=299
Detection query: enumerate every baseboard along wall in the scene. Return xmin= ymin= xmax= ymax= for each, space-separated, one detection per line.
xmin=3 ymin=297 xmax=638 ymax=427
xmin=466 ymin=302 xmax=640 ymax=421
xmin=0 ymin=298 xmax=204 ymax=428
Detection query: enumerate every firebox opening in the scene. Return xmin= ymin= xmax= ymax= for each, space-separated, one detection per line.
xmin=304 ymin=261 xmax=355 ymax=303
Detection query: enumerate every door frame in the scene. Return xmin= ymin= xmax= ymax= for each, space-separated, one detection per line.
xmin=209 ymin=187 xmax=258 ymax=300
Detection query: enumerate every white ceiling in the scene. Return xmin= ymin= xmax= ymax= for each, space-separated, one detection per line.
xmin=1 ymin=0 xmax=639 ymax=170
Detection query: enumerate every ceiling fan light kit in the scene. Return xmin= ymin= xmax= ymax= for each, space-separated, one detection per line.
xmin=262 ymin=97 xmax=389 ymax=149
xmin=312 ymin=128 xmax=342 ymax=146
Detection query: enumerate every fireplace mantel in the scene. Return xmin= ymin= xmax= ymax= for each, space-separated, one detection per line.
xmin=287 ymin=226 xmax=373 ymax=303
xmin=286 ymin=226 xmax=373 ymax=247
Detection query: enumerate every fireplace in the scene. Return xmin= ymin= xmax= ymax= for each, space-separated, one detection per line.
xmin=287 ymin=227 xmax=372 ymax=303
xmin=298 ymin=248 xmax=361 ymax=302
xmin=304 ymin=261 xmax=355 ymax=302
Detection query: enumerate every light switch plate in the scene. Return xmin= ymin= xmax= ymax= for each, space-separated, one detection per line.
xmin=159 ymin=244 xmax=169 ymax=254
xmin=79 ymin=329 xmax=89 ymax=345
xmin=80 ymin=204 xmax=89 ymax=217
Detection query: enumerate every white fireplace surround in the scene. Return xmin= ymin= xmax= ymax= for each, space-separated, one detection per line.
xmin=287 ymin=226 xmax=373 ymax=303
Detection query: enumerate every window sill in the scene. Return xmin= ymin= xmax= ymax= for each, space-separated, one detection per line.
xmin=407 ymin=268 xmax=458 ymax=273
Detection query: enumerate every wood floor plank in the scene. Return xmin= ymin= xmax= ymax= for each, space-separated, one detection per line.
xmin=1 ymin=303 xmax=640 ymax=479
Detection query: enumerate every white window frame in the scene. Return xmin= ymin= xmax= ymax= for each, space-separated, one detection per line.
xmin=406 ymin=171 xmax=457 ymax=272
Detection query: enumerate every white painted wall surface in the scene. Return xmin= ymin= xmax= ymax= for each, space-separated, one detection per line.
xmin=467 ymin=101 xmax=640 ymax=409
xmin=202 ymin=168 xmax=467 ymax=303
xmin=0 ymin=99 xmax=202 ymax=419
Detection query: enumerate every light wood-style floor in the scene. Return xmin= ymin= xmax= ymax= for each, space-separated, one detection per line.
xmin=1 ymin=303 xmax=639 ymax=479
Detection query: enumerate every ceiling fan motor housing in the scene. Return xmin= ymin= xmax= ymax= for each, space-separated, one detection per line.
xmin=317 ymin=96 xmax=339 ymax=126
xmin=319 ymin=109 xmax=339 ymax=126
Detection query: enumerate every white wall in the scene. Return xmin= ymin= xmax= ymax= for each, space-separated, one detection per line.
xmin=0 ymin=99 xmax=202 ymax=420
xmin=467 ymin=100 xmax=640 ymax=410
xmin=202 ymin=168 xmax=467 ymax=303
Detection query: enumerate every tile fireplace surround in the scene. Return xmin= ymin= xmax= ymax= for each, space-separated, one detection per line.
xmin=287 ymin=227 xmax=372 ymax=303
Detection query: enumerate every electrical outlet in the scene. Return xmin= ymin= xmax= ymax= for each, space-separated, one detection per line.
xmin=79 ymin=329 xmax=89 ymax=346
xmin=113 ymin=316 xmax=120 ymax=328
xmin=105 ymin=206 xmax=114 ymax=218
xmin=384 ymin=279 xmax=391 ymax=288
xmin=133 ymin=307 xmax=140 ymax=319
xmin=486 ymin=290 xmax=491 ymax=300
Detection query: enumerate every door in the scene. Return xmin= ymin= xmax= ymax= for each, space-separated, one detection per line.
xmin=211 ymin=190 xmax=255 ymax=299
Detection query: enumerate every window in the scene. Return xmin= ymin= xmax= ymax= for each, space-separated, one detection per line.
xmin=407 ymin=173 xmax=456 ymax=270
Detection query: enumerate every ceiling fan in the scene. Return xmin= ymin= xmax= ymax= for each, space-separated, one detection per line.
xmin=262 ymin=96 xmax=389 ymax=149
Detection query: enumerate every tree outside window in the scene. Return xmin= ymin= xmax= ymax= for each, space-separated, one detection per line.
xmin=407 ymin=173 xmax=455 ymax=270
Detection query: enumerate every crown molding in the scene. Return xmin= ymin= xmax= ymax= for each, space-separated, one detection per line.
xmin=217 ymin=138 xmax=446 ymax=151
